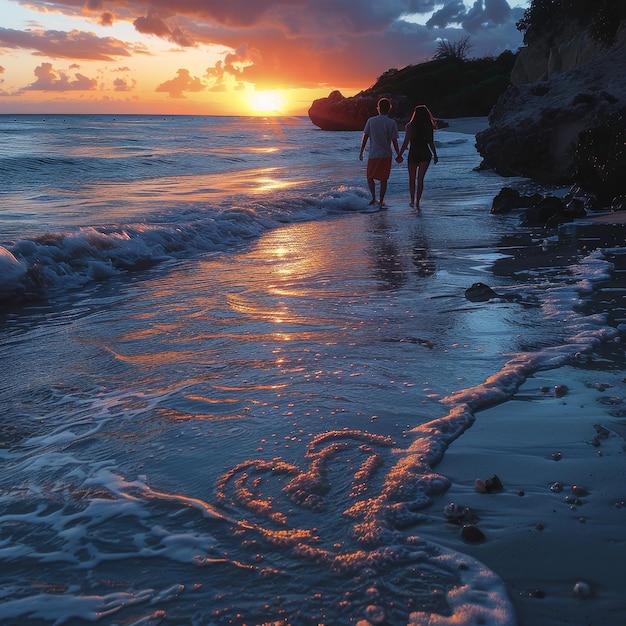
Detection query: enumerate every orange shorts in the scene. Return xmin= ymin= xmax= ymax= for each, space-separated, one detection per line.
xmin=367 ymin=157 xmax=392 ymax=181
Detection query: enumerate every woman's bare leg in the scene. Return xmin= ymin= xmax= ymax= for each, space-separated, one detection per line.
xmin=415 ymin=161 xmax=430 ymax=208
xmin=408 ymin=162 xmax=417 ymax=207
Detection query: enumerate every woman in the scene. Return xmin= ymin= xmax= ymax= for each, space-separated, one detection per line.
xmin=398 ymin=105 xmax=439 ymax=209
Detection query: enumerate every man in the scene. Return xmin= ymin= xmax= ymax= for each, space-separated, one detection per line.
xmin=359 ymin=98 xmax=403 ymax=207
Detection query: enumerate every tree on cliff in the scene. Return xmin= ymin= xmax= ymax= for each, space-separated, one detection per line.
xmin=433 ymin=36 xmax=473 ymax=62
xmin=517 ymin=0 xmax=626 ymax=45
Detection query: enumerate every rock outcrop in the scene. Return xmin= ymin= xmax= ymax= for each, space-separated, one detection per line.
xmin=510 ymin=21 xmax=624 ymax=85
xmin=308 ymin=91 xmax=405 ymax=132
xmin=476 ymin=39 xmax=626 ymax=199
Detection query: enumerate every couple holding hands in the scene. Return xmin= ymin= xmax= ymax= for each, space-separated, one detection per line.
xmin=359 ymin=98 xmax=439 ymax=209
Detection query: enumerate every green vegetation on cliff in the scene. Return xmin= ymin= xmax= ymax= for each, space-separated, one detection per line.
xmin=517 ymin=0 xmax=626 ymax=45
xmin=356 ymin=50 xmax=517 ymax=119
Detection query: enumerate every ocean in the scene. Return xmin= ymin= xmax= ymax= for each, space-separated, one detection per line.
xmin=0 ymin=114 xmax=623 ymax=626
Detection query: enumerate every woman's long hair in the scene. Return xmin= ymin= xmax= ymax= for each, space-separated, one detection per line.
xmin=409 ymin=105 xmax=436 ymax=133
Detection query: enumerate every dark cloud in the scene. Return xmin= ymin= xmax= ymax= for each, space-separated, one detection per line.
xmin=427 ymin=0 xmax=513 ymax=31
xmin=133 ymin=12 xmax=195 ymax=46
xmin=134 ymin=13 xmax=172 ymax=38
xmin=0 ymin=27 xmax=132 ymax=60
xmin=462 ymin=0 xmax=511 ymax=31
xmin=484 ymin=0 xmax=512 ymax=23
xmin=426 ymin=1 xmax=467 ymax=28
xmin=99 ymin=12 xmax=114 ymax=26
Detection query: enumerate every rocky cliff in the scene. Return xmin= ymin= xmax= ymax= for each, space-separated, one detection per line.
xmin=476 ymin=21 xmax=626 ymax=206
xmin=511 ymin=20 xmax=625 ymax=85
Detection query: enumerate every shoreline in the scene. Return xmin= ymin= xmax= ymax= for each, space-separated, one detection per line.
xmin=439 ymin=116 xmax=490 ymax=136
xmin=432 ymin=366 xmax=626 ymax=625
xmin=429 ymin=210 xmax=626 ymax=625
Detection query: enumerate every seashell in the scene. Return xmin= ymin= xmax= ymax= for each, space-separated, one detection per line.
xmin=476 ymin=474 xmax=503 ymax=493
xmin=573 ymin=581 xmax=591 ymax=597
xmin=475 ymin=478 xmax=487 ymax=493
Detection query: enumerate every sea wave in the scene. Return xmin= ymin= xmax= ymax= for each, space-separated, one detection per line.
xmin=0 ymin=187 xmax=372 ymax=305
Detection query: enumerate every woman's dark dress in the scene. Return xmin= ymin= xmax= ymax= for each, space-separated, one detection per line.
xmin=408 ymin=124 xmax=433 ymax=164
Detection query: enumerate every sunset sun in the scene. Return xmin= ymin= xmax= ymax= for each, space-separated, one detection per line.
xmin=250 ymin=90 xmax=285 ymax=114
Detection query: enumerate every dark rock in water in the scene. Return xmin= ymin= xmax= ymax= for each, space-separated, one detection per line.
xmin=307 ymin=90 xmax=411 ymax=131
xmin=521 ymin=195 xmax=576 ymax=226
xmin=308 ymin=90 xmax=379 ymax=131
xmin=464 ymin=282 xmax=540 ymax=307
xmin=461 ymin=524 xmax=486 ymax=543
xmin=491 ymin=187 xmax=543 ymax=214
xmin=554 ymin=384 xmax=568 ymax=398
xmin=465 ymin=282 xmax=501 ymax=302
xmin=491 ymin=187 xmax=520 ymax=214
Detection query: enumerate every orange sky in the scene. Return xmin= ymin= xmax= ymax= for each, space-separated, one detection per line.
xmin=0 ymin=0 xmax=529 ymax=116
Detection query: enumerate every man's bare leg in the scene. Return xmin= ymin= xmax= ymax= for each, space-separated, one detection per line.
xmin=379 ymin=179 xmax=388 ymax=206
xmin=367 ymin=178 xmax=377 ymax=204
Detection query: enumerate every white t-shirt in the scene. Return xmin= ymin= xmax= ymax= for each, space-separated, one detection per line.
xmin=363 ymin=114 xmax=398 ymax=159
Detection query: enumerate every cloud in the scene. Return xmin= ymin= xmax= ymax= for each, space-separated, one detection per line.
xmin=0 ymin=27 xmax=132 ymax=60
xmin=133 ymin=11 xmax=196 ymax=46
xmin=134 ymin=13 xmax=172 ymax=38
xmin=427 ymin=1 xmax=467 ymax=28
xmin=426 ymin=0 xmax=512 ymax=31
xmin=99 ymin=12 xmax=114 ymax=26
xmin=113 ymin=76 xmax=136 ymax=91
xmin=155 ymin=68 xmax=205 ymax=98
xmin=462 ymin=0 xmax=511 ymax=31
xmin=6 ymin=0 xmax=526 ymax=94
xmin=22 ymin=62 xmax=98 ymax=90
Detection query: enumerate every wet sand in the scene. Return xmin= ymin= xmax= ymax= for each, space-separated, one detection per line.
xmin=432 ymin=366 xmax=626 ymax=625
xmin=426 ymin=211 xmax=626 ymax=625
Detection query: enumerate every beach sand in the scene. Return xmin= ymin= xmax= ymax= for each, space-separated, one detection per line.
xmin=431 ymin=367 xmax=626 ymax=625
xmin=420 ymin=209 xmax=626 ymax=625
